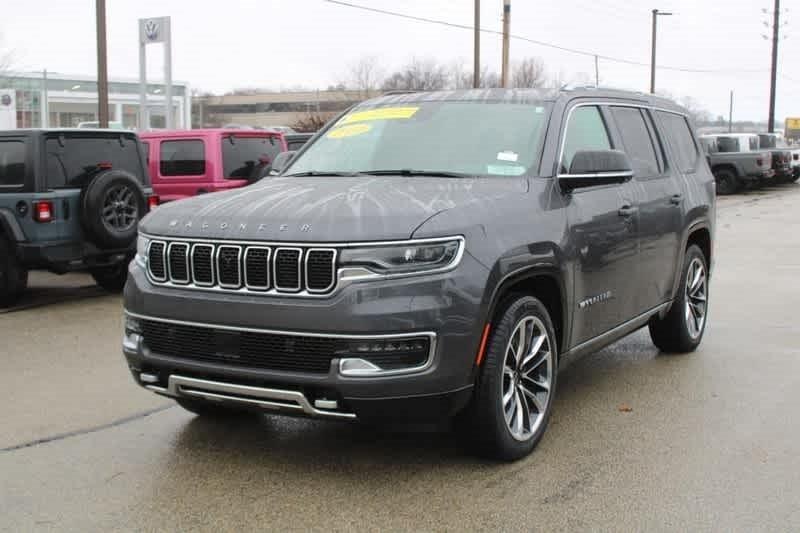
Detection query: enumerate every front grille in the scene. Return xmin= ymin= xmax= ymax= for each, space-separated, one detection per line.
xmin=145 ymin=239 xmax=337 ymax=296
xmin=140 ymin=319 xmax=341 ymax=373
xmin=148 ymin=242 xmax=166 ymax=280
xmin=168 ymin=243 xmax=189 ymax=283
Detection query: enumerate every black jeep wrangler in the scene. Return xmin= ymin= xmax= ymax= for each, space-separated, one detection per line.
xmin=0 ymin=129 xmax=156 ymax=306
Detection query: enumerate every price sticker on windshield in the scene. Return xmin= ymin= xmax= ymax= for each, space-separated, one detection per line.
xmin=327 ymin=123 xmax=372 ymax=139
xmin=340 ymin=106 xmax=419 ymax=125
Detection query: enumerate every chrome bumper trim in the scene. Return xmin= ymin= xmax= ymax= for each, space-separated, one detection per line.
xmin=147 ymin=375 xmax=357 ymax=420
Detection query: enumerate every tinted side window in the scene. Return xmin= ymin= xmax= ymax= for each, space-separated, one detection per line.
xmin=45 ymin=135 xmax=144 ymax=189
xmin=0 ymin=141 xmax=26 ymax=187
xmin=749 ymin=137 xmax=759 ymax=151
xmin=160 ymin=140 xmax=205 ymax=176
xmin=561 ymin=106 xmax=612 ymax=173
xmin=221 ymin=136 xmax=282 ymax=180
xmin=611 ymin=107 xmax=660 ymax=177
xmin=657 ymin=112 xmax=699 ymax=173
xmin=287 ymin=140 xmax=306 ymax=151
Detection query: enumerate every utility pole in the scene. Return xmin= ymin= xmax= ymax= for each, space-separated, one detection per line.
xmin=501 ymin=0 xmax=511 ymax=88
xmin=728 ymin=90 xmax=734 ymax=133
xmin=650 ymin=8 xmax=672 ymax=94
xmin=96 ymin=0 xmax=109 ymax=128
xmin=473 ymin=0 xmax=480 ymax=88
xmin=767 ymin=0 xmax=780 ymax=133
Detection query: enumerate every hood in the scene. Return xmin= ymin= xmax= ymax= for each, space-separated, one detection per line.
xmin=140 ymin=176 xmax=528 ymax=242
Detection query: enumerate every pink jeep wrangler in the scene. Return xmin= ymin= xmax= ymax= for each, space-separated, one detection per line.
xmin=140 ymin=129 xmax=287 ymax=202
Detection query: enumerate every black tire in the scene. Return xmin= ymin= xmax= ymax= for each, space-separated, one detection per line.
xmin=81 ymin=170 xmax=146 ymax=249
xmin=175 ymin=398 xmax=256 ymax=418
xmin=90 ymin=261 xmax=129 ymax=292
xmin=462 ymin=295 xmax=558 ymax=461
xmin=649 ymin=244 xmax=709 ymax=353
xmin=713 ymin=169 xmax=740 ymax=195
xmin=0 ymin=237 xmax=27 ymax=308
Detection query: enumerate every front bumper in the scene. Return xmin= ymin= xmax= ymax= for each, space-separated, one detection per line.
xmin=122 ymin=253 xmax=489 ymax=421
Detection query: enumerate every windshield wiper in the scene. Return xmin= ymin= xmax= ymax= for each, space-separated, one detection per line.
xmin=284 ymin=171 xmax=367 ymax=177
xmin=362 ymin=169 xmax=471 ymax=178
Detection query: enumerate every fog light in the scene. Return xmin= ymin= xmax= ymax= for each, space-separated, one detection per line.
xmin=338 ymin=336 xmax=432 ymax=376
xmin=124 ymin=315 xmax=142 ymax=336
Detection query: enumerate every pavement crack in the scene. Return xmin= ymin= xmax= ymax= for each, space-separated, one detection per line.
xmin=0 ymin=404 xmax=174 ymax=453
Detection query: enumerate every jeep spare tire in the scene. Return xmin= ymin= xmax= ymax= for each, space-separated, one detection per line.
xmin=81 ymin=170 xmax=146 ymax=249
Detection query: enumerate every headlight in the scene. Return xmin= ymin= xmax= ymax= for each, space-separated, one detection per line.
xmin=135 ymin=235 xmax=149 ymax=268
xmin=338 ymin=237 xmax=463 ymax=275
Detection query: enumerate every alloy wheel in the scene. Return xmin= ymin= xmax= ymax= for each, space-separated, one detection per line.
xmin=685 ymin=257 xmax=707 ymax=339
xmin=501 ymin=315 xmax=554 ymax=441
xmin=102 ymin=185 xmax=139 ymax=232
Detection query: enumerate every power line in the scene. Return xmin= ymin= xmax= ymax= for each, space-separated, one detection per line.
xmin=325 ymin=0 xmax=768 ymax=75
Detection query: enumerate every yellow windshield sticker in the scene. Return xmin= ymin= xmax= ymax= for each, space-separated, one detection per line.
xmin=327 ymin=123 xmax=372 ymax=139
xmin=340 ymin=106 xmax=419 ymax=125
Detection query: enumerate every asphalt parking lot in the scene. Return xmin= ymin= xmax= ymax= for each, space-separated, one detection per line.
xmin=2 ymin=185 xmax=800 ymax=531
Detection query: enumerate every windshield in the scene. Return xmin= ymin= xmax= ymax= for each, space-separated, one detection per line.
xmin=286 ymin=101 xmax=551 ymax=177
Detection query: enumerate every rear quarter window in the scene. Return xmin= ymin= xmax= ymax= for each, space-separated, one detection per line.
xmin=0 ymin=140 xmax=26 ymax=187
xmin=160 ymin=139 xmax=205 ymax=176
xmin=656 ymin=112 xmax=699 ymax=173
xmin=221 ymin=135 xmax=282 ymax=180
xmin=45 ymin=135 xmax=144 ymax=189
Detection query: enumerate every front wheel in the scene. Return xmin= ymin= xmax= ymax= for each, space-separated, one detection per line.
xmin=649 ymin=244 xmax=709 ymax=353
xmin=462 ymin=295 xmax=558 ymax=461
xmin=90 ymin=262 xmax=129 ymax=292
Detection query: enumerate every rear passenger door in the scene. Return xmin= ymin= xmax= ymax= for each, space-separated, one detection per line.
xmin=156 ymin=139 xmax=208 ymax=201
xmin=561 ymin=104 xmax=641 ymax=345
xmin=608 ymin=106 xmax=682 ymax=313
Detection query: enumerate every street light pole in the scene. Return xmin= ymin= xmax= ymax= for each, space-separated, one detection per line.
xmin=501 ymin=0 xmax=511 ymax=88
xmin=767 ymin=0 xmax=780 ymax=133
xmin=473 ymin=0 xmax=480 ymax=88
xmin=650 ymin=8 xmax=672 ymax=94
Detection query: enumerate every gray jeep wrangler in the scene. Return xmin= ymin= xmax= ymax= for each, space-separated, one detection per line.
xmin=0 ymin=129 xmax=156 ymax=306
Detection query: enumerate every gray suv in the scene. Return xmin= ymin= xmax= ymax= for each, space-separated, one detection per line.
xmin=0 ymin=129 xmax=155 ymax=306
xmin=123 ymin=89 xmax=714 ymax=460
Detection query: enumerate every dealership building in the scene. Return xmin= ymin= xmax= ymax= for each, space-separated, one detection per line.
xmin=0 ymin=71 xmax=191 ymax=130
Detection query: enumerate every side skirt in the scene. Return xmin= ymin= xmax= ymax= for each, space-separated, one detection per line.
xmin=559 ymin=301 xmax=671 ymax=368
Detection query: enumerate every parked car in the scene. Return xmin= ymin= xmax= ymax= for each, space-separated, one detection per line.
xmin=0 ymin=129 xmax=156 ymax=306
xmin=284 ymin=133 xmax=313 ymax=152
xmin=140 ymin=129 xmax=287 ymax=203
xmin=699 ymin=133 xmax=774 ymax=194
xmin=758 ymin=133 xmax=800 ymax=183
xmin=123 ymin=88 xmax=714 ymax=461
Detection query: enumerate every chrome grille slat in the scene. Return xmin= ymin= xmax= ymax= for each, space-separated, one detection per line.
xmin=147 ymin=239 xmax=336 ymax=296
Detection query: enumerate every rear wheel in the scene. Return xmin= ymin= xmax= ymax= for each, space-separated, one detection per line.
xmin=713 ymin=169 xmax=740 ymax=195
xmin=89 ymin=262 xmax=129 ymax=293
xmin=649 ymin=244 xmax=709 ymax=353
xmin=0 ymin=237 xmax=26 ymax=307
xmin=175 ymin=398 xmax=256 ymax=418
xmin=462 ymin=295 xmax=557 ymax=461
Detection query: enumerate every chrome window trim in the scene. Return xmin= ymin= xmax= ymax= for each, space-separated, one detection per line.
xmin=190 ymin=243 xmax=215 ymax=287
xmin=146 ymin=240 xmax=167 ymax=282
xmin=304 ymin=248 xmax=337 ymax=294
xmin=139 ymin=234 xmax=465 ymax=298
xmin=216 ymin=245 xmax=242 ymax=289
xmin=273 ymin=247 xmax=303 ymax=292
xmin=166 ymin=242 xmax=190 ymax=285
xmin=125 ymin=310 xmax=437 ymax=377
xmin=556 ymin=100 xmax=690 ymax=179
xmin=243 ymin=246 xmax=271 ymax=291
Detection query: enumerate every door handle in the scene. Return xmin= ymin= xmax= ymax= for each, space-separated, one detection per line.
xmin=618 ymin=205 xmax=638 ymax=217
xmin=670 ymin=194 xmax=683 ymax=205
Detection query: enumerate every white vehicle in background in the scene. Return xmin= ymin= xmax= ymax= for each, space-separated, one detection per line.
xmin=759 ymin=132 xmax=800 ymax=181
xmin=77 ymin=121 xmax=125 ymax=129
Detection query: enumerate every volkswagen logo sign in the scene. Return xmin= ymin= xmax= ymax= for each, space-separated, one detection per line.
xmin=1 ymin=94 xmax=11 ymax=106
xmin=144 ymin=20 xmax=159 ymax=41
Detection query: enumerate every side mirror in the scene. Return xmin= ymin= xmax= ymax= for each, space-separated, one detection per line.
xmin=558 ymin=149 xmax=634 ymax=192
xmin=269 ymin=150 xmax=297 ymax=176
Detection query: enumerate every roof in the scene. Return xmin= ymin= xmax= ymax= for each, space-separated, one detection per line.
xmin=359 ymin=87 xmax=687 ymax=114
xmin=138 ymin=128 xmax=285 ymax=139
xmin=0 ymin=128 xmax=138 ymax=135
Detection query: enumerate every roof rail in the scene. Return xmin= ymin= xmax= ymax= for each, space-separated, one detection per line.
xmin=381 ymin=90 xmax=420 ymax=96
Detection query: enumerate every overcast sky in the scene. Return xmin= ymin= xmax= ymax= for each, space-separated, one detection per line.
xmin=1 ymin=0 xmax=797 ymax=121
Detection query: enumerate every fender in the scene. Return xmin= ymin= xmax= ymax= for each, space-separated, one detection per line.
xmin=0 ymin=208 xmax=26 ymax=242
xmin=668 ymin=218 xmax=712 ymax=307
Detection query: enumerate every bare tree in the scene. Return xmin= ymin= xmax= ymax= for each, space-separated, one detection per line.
xmin=449 ymin=60 xmax=500 ymax=89
xmin=382 ymin=57 xmax=449 ymax=91
xmin=291 ymin=111 xmax=336 ymax=133
xmin=0 ymin=34 xmax=14 ymax=80
xmin=346 ymin=56 xmax=383 ymax=98
xmin=511 ymin=57 xmax=547 ymax=88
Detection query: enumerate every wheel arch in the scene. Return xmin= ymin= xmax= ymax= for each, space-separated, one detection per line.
xmin=0 ymin=208 xmax=26 ymax=242
xmin=711 ymin=163 xmax=739 ymax=177
xmin=485 ymin=266 xmax=568 ymax=359
xmin=668 ymin=219 xmax=713 ymax=305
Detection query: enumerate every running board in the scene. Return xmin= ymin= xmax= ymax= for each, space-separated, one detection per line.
xmin=145 ymin=375 xmax=356 ymax=420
